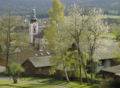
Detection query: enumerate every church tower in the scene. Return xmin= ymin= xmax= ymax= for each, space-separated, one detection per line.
xmin=29 ymin=9 xmax=39 ymax=45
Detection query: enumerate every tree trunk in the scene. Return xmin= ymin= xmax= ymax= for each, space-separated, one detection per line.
xmin=90 ymin=56 xmax=93 ymax=83
xmin=78 ymin=47 xmax=88 ymax=82
xmin=79 ymin=61 xmax=82 ymax=83
xmin=64 ymin=67 xmax=70 ymax=82
xmin=81 ymin=60 xmax=88 ymax=82
xmin=78 ymin=47 xmax=82 ymax=83
xmin=12 ymin=76 xmax=18 ymax=84
xmin=62 ymin=57 xmax=70 ymax=82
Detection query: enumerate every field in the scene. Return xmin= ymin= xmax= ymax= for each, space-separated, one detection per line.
xmin=104 ymin=15 xmax=120 ymax=19
xmin=101 ymin=33 xmax=116 ymax=39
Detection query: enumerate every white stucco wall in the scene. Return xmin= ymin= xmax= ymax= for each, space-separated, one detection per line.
xmin=29 ymin=22 xmax=39 ymax=43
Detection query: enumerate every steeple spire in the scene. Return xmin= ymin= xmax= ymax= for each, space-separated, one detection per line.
xmin=31 ymin=9 xmax=37 ymax=23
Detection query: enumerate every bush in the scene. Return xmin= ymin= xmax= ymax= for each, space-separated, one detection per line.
xmin=8 ymin=63 xmax=24 ymax=83
xmin=100 ymin=77 xmax=119 ymax=88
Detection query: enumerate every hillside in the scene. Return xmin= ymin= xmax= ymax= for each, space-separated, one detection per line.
xmin=0 ymin=0 xmax=120 ymax=17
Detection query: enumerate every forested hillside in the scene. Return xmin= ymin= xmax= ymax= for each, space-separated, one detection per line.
xmin=0 ymin=0 xmax=120 ymax=17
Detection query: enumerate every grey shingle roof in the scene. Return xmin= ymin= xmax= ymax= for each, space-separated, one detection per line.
xmin=103 ymin=65 xmax=120 ymax=76
xmin=28 ymin=56 xmax=55 ymax=68
xmin=80 ymin=39 xmax=120 ymax=61
xmin=93 ymin=39 xmax=120 ymax=60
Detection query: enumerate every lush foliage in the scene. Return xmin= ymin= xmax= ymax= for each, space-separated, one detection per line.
xmin=111 ymin=23 xmax=120 ymax=41
xmin=45 ymin=0 xmax=65 ymax=52
xmin=47 ymin=3 xmax=108 ymax=83
xmin=100 ymin=77 xmax=120 ymax=88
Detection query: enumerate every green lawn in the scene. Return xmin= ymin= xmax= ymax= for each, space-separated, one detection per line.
xmin=101 ymin=33 xmax=116 ymax=40
xmin=0 ymin=77 xmax=99 ymax=88
xmin=0 ymin=80 xmax=57 ymax=88
xmin=104 ymin=15 xmax=120 ymax=19
xmin=22 ymin=77 xmax=99 ymax=88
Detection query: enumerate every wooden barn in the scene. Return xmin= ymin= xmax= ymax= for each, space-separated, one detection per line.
xmin=22 ymin=56 xmax=55 ymax=76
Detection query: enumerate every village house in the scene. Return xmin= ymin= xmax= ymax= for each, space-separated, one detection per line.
xmin=94 ymin=39 xmax=120 ymax=73
xmin=80 ymin=39 xmax=120 ymax=73
xmin=22 ymin=56 xmax=55 ymax=76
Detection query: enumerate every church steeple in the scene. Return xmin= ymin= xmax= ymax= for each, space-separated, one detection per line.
xmin=29 ymin=9 xmax=39 ymax=45
xmin=31 ymin=9 xmax=37 ymax=23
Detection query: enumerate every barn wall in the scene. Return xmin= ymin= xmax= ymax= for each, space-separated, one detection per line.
xmin=35 ymin=67 xmax=51 ymax=76
xmin=22 ymin=60 xmax=36 ymax=75
xmin=22 ymin=61 xmax=51 ymax=76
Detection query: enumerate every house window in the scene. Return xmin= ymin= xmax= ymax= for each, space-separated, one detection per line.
xmin=99 ymin=61 xmax=103 ymax=66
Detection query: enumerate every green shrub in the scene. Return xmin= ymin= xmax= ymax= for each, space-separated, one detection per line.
xmin=100 ymin=77 xmax=116 ymax=88
xmin=7 ymin=63 xmax=24 ymax=83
